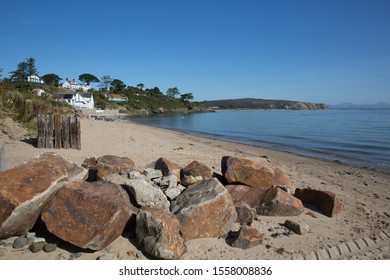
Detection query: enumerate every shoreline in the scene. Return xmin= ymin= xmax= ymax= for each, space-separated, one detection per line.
xmin=1 ymin=117 xmax=389 ymax=260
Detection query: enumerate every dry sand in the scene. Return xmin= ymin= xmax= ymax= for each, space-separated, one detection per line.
xmin=0 ymin=117 xmax=389 ymax=260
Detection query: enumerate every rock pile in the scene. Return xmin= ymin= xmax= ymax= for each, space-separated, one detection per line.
xmin=0 ymin=153 xmax=342 ymax=259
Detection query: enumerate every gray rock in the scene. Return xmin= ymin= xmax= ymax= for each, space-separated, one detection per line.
xmin=143 ymin=168 xmax=163 ymax=180
xmin=43 ymin=243 xmax=57 ymax=253
xmin=123 ymin=178 xmax=170 ymax=210
xmin=30 ymin=237 xmax=46 ymax=253
xmin=128 ymin=171 xmax=143 ymax=180
xmin=170 ymin=204 xmax=180 ymax=214
xmin=160 ymin=175 xmax=177 ymax=188
xmin=25 ymin=232 xmax=36 ymax=240
xmin=12 ymin=237 xmax=27 ymax=249
xmin=284 ymin=220 xmax=309 ymax=235
xmin=103 ymin=173 xmax=131 ymax=186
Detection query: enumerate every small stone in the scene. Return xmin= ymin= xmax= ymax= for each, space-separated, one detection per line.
xmin=43 ymin=243 xmax=57 ymax=253
xmin=70 ymin=252 xmax=82 ymax=259
xmin=160 ymin=175 xmax=177 ymax=188
xmin=25 ymin=232 xmax=36 ymax=240
xmin=284 ymin=220 xmax=309 ymax=235
xmin=143 ymin=168 xmax=163 ymax=180
xmin=181 ymin=175 xmax=197 ymax=187
xmin=136 ymin=250 xmax=143 ymax=258
xmin=12 ymin=237 xmax=27 ymax=249
xmin=30 ymin=238 xmax=46 ymax=253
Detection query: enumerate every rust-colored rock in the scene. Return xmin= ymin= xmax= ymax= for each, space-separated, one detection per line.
xmin=155 ymin=157 xmax=180 ymax=181
xmin=294 ymin=188 xmax=341 ymax=217
xmin=136 ymin=207 xmax=186 ymax=259
xmin=81 ymin=156 xmax=98 ymax=181
xmin=182 ymin=160 xmax=212 ymax=179
xmin=235 ymin=203 xmax=255 ymax=225
xmin=36 ymin=153 xmax=87 ymax=181
xmin=173 ymin=178 xmax=237 ymax=240
xmin=96 ymin=155 xmax=135 ymax=180
xmin=0 ymin=158 xmax=68 ymax=239
xmin=222 ymin=156 xmax=293 ymax=190
xmin=41 ymin=181 xmax=133 ymax=250
xmin=222 ymin=156 xmax=274 ymax=188
xmin=256 ymin=187 xmax=304 ymax=216
xmin=231 ymin=225 xmax=264 ymax=249
xmin=225 ymin=184 xmax=269 ymax=208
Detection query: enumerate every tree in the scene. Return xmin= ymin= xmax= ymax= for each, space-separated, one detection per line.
xmin=99 ymin=75 xmax=113 ymax=91
xmin=137 ymin=83 xmax=145 ymax=89
xmin=166 ymin=87 xmax=180 ymax=98
xmin=41 ymin=73 xmax=62 ymax=86
xmin=10 ymin=57 xmax=38 ymax=81
xmin=180 ymin=92 xmax=194 ymax=102
xmin=110 ymin=79 xmax=126 ymax=92
xmin=79 ymin=73 xmax=100 ymax=85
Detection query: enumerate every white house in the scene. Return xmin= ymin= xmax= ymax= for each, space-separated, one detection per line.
xmin=12 ymin=74 xmax=44 ymax=84
xmin=58 ymin=93 xmax=94 ymax=109
xmin=61 ymin=78 xmax=91 ymax=92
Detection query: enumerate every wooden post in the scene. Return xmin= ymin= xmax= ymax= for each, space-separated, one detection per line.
xmin=62 ymin=116 xmax=70 ymax=149
xmin=37 ymin=115 xmax=46 ymax=148
xmin=45 ymin=115 xmax=54 ymax=149
xmin=69 ymin=116 xmax=77 ymax=149
xmin=0 ymin=143 xmax=5 ymax=171
xmin=54 ymin=115 xmax=62 ymax=149
xmin=76 ymin=115 xmax=81 ymax=150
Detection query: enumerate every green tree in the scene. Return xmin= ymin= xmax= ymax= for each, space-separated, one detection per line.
xmin=166 ymin=87 xmax=180 ymax=98
xmin=110 ymin=79 xmax=126 ymax=92
xmin=99 ymin=75 xmax=113 ymax=91
xmin=79 ymin=73 xmax=100 ymax=85
xmin=41 ymin=73 xmax=62 ymax=86
xmin=10 ymin=57 xmax=38 ymax=81
xmin=137 ymin=83 xmax=145 ymax=89
xmin=180 ymin=92 xmax=194 ymax=102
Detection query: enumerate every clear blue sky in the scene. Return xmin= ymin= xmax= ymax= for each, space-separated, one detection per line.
xmin=1 ymin=0 xmax=389 ymax=104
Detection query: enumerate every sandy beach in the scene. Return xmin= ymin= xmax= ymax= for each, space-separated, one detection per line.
xmin=1 ymin=117 xmax=389 ymax=260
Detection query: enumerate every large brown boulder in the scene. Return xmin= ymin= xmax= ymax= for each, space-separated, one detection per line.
xmin=222 ymin=156 xmax=292 ymax=189
xmin=256 ymin=187 xmax=304 ymax=216
xmin=41 ymin=181 xmax=133 ymax=250
xmin=136 ymin=207 xmax=186 ymax=259
xmin=182 ymin=161 xmax=212 ymax=179
xmin=225 ymin=184 xmax=269 ymax=208
xmin=173 ymin=178 xmax=237 ymax=240
xmin=231 ymin=225 xmax=264 ymax=249
xmin=0 ymin=158 xmax=68 ymax=239
xmin=96 ymin=155 xmax=135 ymax=180
xmin=294 ymin=188 xmax=341 ymax=217
xmin=155 ymin=157 xmax=180 ymax=181
xmin=36 ymin=153 xmax=87 ymax=181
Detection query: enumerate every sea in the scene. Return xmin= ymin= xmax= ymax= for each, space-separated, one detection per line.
xmin=126 ymin=110 xmax=390 ymax=174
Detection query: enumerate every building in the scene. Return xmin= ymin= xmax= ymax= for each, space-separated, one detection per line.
xmin=108 ymin=94 xmax=128 ymax=102
xmin=11 ymin=74 xmax=44 ymax=84
xmin=61 ymin=78 xmax=91 ymax=92
xmin=56 ymin=92 xmax=94 ymax=109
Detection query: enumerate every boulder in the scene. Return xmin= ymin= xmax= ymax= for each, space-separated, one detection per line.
xmin=225 ymin=184 xmax=269 ymax=208
xmin=122 ymin=178 xmax=170 ymax=210
xmin=272 ymin=167 xmax=294 ymax=192
xmin=41 ymin=181 xmax=133 ymax=251
xmin=294 ymin=188 xmax=341 ymax=217
xmin=256 ymin=187 xmax=304 ymax=216
xmin=82 ymin=156 xmax=98 ymax=181
xmin=164 ymin=184 xmax=186 ymax=201
xmin=173 ymin=178 xmax=237 ymax=240
xmin=221 ymin=156 xmax=293 ymax=189
xmin=96 ymin=155 xmax=135 ymax=180
xmin=155 ymin=157 xmax=180 ymax=181
xmin=36 ymin=153 xmax=88 ymax=182
xmin=0 ymin=157 xmax=68 ymax=239
xmin=182 ymin=161 xmax=212 ymax=179
xmin=231 ymin=225 xmax=264 ymax=249
xmin=136 ymin=207 xmax=186 ymax=259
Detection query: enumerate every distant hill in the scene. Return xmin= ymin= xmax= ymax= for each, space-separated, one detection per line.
xmin=329 ymin=102 xmax=390 ymax=110
xmin=203 ymin=98 xmax=328 ymax=110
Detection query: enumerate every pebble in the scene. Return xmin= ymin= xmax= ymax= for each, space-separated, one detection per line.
xmin=70 ymin=252 xmax=82 ymax=259
xmin=26 ymin=232 xmax=36 ymax=240
xmin=12 ymin=237 xmax=27 ymax=249
xmin=43 ymin=243 xmax=57 ymax=253
xmin=30 ymin=238 xmax=46 ymax=253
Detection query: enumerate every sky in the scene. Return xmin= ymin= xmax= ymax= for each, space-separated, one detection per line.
xmin=1 ymin=0 xmax=389 ymax=104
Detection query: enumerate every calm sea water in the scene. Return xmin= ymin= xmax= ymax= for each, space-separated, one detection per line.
xmin=127 ymin=110 xmax=390 ymax=173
